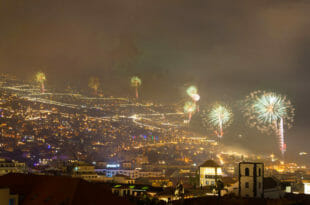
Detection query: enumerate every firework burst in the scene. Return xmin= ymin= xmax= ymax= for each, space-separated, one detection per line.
xmin=186 ymin=86 xmax=198 ymax=98
xmin=184 ymin=101 xmax=196 ymax=122
xmin=243 ymin=91 xmax=294 ymax=156
xmin=202 ymin=104 xmax=233 ymax=140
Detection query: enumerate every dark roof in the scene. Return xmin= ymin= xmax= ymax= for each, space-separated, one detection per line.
xmin=222 ymin=177 xmax=238 ymax=185
xmin=199 ymin=160 xmax=220 ymax=168
xmin=239 ymin=162 xmax=264 ymax=165
xmin=0 ymin=173 xmax=132 ymax=205
xmin=264 ymin=177 xmax=279 ymax=189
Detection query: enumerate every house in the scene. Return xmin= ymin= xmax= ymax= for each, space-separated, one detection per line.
xmin=199 ymin=160 xmax=222 ymax=188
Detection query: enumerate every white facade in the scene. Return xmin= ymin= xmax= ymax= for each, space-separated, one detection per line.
xmin=239 ymin=162 xmax=264 ymax=198
xmin=198 ymin=160 xmax=222 ymax=188
xmin=96 ymin=168 xmax=164 ymax=179
xmin=199 ymin=166 xmax=222 ymax=187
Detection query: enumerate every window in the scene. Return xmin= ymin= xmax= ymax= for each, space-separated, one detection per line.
xmin=245 ymin=168 xmax=249 ymax=176
xmin=203 ymin=168 xmax=215 ymax=175
xmin=206 ymin=181 xmax=209 ymax=185
xmin=258 ymin=168 xmax=261 ymax=176
xmin=245 ymin=182 xmax=249 ymax=188
xmin=259 ymin=182 xmax=261 ymax=189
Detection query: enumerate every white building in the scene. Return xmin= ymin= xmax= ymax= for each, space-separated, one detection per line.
xmin=70 ymin=162 xmax=98 ymax=180
xmin=239 ymin=162 xmax=264 ymax=198
xmin=96 ymin=168 xmax=164 ymax=179
xmin=199 ymin=160 xmax=222 ymax=187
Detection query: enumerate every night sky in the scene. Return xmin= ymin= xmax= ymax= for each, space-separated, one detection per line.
xmin=0 ymin=0 xmax=310 ymax=162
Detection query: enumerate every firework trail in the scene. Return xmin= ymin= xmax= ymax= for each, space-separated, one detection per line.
xmin=184 ymin=101 xmax=196 ymax=123
xmin=88 ymin=77 xmax=100 ymax=95
xmin=131 ymin=76 xmax=142 ymax=99
xmin=35 ymin=72 xmax=46 ymax=93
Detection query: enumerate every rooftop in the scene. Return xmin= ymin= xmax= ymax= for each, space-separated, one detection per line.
xmin=199 ymin=160 xmax=220 ymax=168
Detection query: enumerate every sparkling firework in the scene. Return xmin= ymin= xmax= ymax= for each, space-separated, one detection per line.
xmin=186 ymin=86 xmax=198 ymax=98
xmin=35 ymin=72 xmax=46 ymax=93
xmin=184 ymin=101 xmax=196 ymax=122
xmin=191 ymin=94 xmax=200 ymax=102
xmin=186 ymin=86 xmax=200 ymax=112
xmin=88 ymin=77 xmax=100 ymax=95
xmin=203 ymin=104 xmax=233 ymax=139
xmin=131 ymin=76 xmax=142 ymax=99
xmin=243 ymin=91 xmax=294 ymax=156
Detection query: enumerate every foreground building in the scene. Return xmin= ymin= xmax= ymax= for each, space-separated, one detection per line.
xmin=239 ymin=162 xmax=264 ymax=198
xmin=199 ymin=160 xmax=222 ymax=188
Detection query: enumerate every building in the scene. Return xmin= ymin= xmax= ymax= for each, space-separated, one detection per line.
xmin=111 ymin=184 xmax=161 ymax=198
xmin=199 ymin=160 xmax=222 ymax=188
xmin=69 ymin=162 xmax=99 ymax=181
xmin=0 ymin=158 xmax=26 ymax=175
xmin=96 ymin=168 xmax=164 ymax=179
xmin=113 ymin=174 xmax=135 ymax=184
xmin=239 ymin=162 xmax=264 ymax=198
xmin=135 ymin=177 xmax=174 ymax=187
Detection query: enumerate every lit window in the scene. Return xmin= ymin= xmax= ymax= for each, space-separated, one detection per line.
xmin=203 ymin=168 xmax=215 ymax=175
xmin=217 ymin=168 xmax=222 ymax=175
xmin=304 ymin=183 xmax=310 ymax=194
